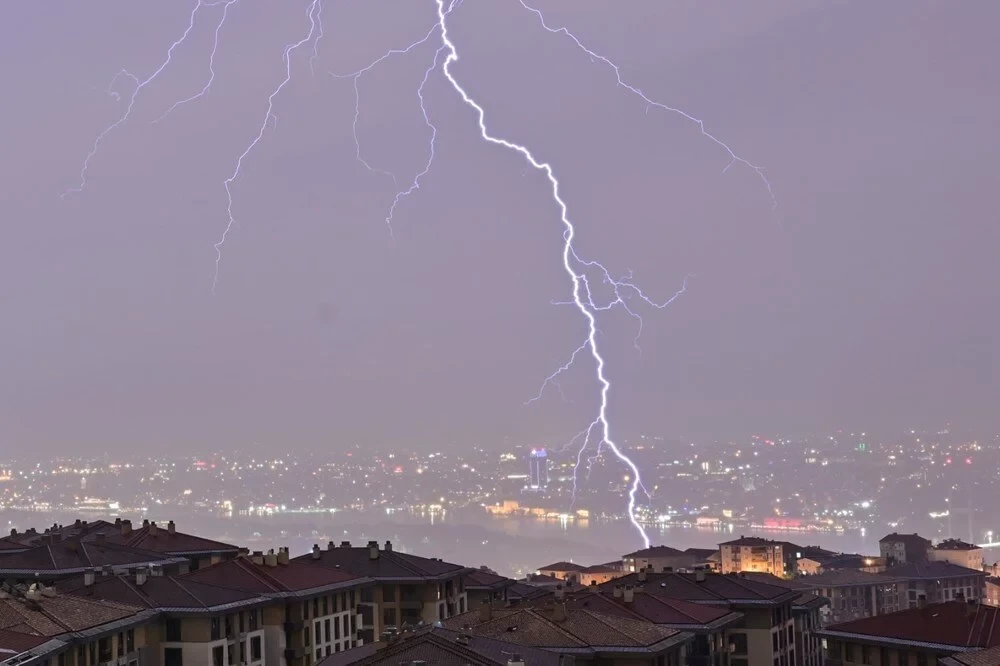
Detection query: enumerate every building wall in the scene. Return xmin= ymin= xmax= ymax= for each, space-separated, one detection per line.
xmin=721 ymin=545 xmax=785 ymax=576
xmin=929 ymin=547 xmax=985 ymax=571
xmin=623 ymin=554 xmax=697 ymax=573
xmin=824 ymin=637 xmax=950 ymax=666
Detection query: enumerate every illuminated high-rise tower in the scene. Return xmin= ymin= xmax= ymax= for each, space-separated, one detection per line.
xmin=528 ymin=448 xmax=549 ymax=489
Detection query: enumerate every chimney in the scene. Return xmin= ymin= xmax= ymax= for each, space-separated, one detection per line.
xmin=637 ymin=569 xmax=647 ymax=582
xmin=554 ymin=585 xmax=565 ymax=601
xmin=613 ymin=585 xmax=623 ymax=599
xmin=384 ymin=540 xmax=393 ymax=552
xmin=115 ymin=518 xmax=121 ymax=527
xmin=695 ymin=570 xmax=707 ymax=583
xmin=9 ymin=529 xmax=15 ymax=537
xmin=311 ymin=544 xmax=321 ymax=560
xmin=121 ymin=520 xmax=132 ymax=537
xmin=623 ymin=586 xmax=635 ymax=603
xmin=551 ymin=602 xmax=567 ymax=622
xmin=167 ymin=520 xmax=176 ymax=535
xmin=25 ymin=585 xmax=42 ymax=602
xmin=150 ymin=564 xmax=163 ymax=577
xmin=142 ymin=519 xmax=150 ymax=528
xmin=917 ymin=594 xmax=927 ymax=609
xmin=277 ymin=547 xmax=290 ymax=565
xmin=340 ymin=541 xmax=351 ymax=548
xmin=148 ymin=522 xmax=158 ymax=536
xmin=479 ymin=601 xmax=492 ymax=622
xmin=41 ymin=585 xmax=57 ymax=598
xmin=507 ymin=656 xmax=526 ymax=666
xmin=368 ymin=541 xmax=379 ymax=560
xmin=135 ymin=568 xmax=147 ymax=587
xmin=75 ymin=519 xmax=82 ymax=528
xmin=264 ymin=550 xmax=279 ymax=567
xmin=328 ymin=541 xmax=336 ymax=551
xmin=84 ymin=569 xmax=96 ymax=587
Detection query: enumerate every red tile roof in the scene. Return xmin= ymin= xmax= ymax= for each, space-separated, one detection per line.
xmin=0 ymin=538 xmax=182 ymax=574
xmin=442 ymin=605 xmax=688 ymax=652
xmin=0 ymin=628 xmax=48 ymax=656
xmin=184 ymin=556 xmax=367 ymax=593
xmin=821 ymin=601 xmax=1000 ymax=650
xmin=0 ymin=592 xmax=141 ymax=636
xmin=61 ymin=573 xmax=262 ymax=611
xmin=623 ymin=545 xmax=686 ymax=559
xmin=598 ymin=572 xmax=800 ymax=606
xmin=554 ymin=589 xmax=741 ymax=629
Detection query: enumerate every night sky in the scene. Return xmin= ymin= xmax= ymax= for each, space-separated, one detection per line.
xmin=1 ymin=1 xmax=997 ymax=455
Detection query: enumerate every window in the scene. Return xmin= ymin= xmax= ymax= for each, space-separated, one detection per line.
xmin=383 ymin=608 xmax=396 ymax=628
xmin=898 ymin=650 xmax=910 ymax=666
xmin=862 ymin=645 xmax=872 ymax=665
xmin=304 ymin=601 xmax=310 ymax=620
xmin=89 ymin=642 xmax=96 ymax=665
xmin=325 ymin=618 xmax=332 ymax=642
xmin=844 ymin=643 xmax=855 ymax=662
xmin=305 ymin=625 xmax=311 ymax=646
xmin=249 ymin=609 xmax=259 ymax=631
xmin=335 ymin=615 xmax=342 ymax=639
xmin=251 ymin=636 xmax=262 ymax=661
xmin=316 ymin=649 xmax=322 ymax=660
xmin=731 ymin=633 xmax=748 ymax=655
xmin=323 ymin=596 xmax=329 ymax=616
xmin=164 ymin=647 xmax=183 ymax=666
xmin=212 ymin=645 xmax=224 ymax=666
xmin=240 ymin=611 xmax=245 ymax=633
xmin=99 ymin=637 xmax=112 ymax=662
xmin=917 ymin=653 xmax=928 ymax=666
xmin=211 ymin=617 xmax=222 ymax=641
xmin=117 ymin=632 xmax=125 ymax=657
xmin=314 ymin=598 xmax=320 ymax=617
xmin=773 ymin=632 xmax=779 ymax=652
xmin=384 ymin=585 xmax=396 ymax=602
xmin=315 ymin=621 xmax=321 ymax=640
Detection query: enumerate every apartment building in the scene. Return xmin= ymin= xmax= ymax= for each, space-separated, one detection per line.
xmin=598 ymin=570 xmax=821 ymax=666
xmin=536 ymin=561 xmax=585 ymax=583
xmin=929 ymin=539 xmax=985 ymax=572
xmin=720 ymin=537 xmax=800 ymax=577
xmin=878 ymin=533 xmax=931 ymax=565
xmin=463 ymin=568 xmax=515 ymax=608
xmin=883 ymin=561 xmax=986 ymax=607
xmin=622 ymin=545 xmax=701 ymax=573
xmin=818 ymin=600 xmax=1000 ymax=665
xmin=550 ymin=585 xmax=743 ymax=666
xmin=0 ymin=582 xmax=155 ymax=666
xmin=293 ymin=540 xmax=471 ymax=644
xmin=792 ymin=570 xmax=903 ymax=625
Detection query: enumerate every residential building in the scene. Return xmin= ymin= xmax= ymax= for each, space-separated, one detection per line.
xmin=577 ymin=565 xmax=622 ymax=587
xmin=547 ymin=585 xmax=743 ymax=666
xmin=720 ymin=537 xmax=801 ymax=577
xmin=790 ymin=570 xmax=903 ymax=625
xmin=940 ymin=645 xmax=1000 ymax=666
xmin=463 ymin=568 xmax=515 ymax=607
xmin=986 ymin=577 xmax=1000 ymax=607
xmin=797 ymin=553 xmax=886 ymax=576
xmin=730 ymin=573 xmax=829 ymax=666
xmin=818 ymin=600 xmax=1000 ymax=665
xmin=0 ymin=536 xmax=189 ymax=583
xmin=878 ymin=533 xmax=931 ymax=565
xmin=442 ymin=602 xmax=692 ymax=666
xmin=883 ymin=561 xmax=986 ymax=607
xmin=293 ymin=540 xmax=471 ymax=644
xmin=598 ymin=570 xmax=821 ymax=666
xmin=623 ymin=545 xmax=700 ymax=573
xmin=0 ymin=581 xmax=155 ymax=666
xmin=536 ymin=561 xmax=585 ymax=583
xmin=930 ymin=540 xmax=985 ymax=572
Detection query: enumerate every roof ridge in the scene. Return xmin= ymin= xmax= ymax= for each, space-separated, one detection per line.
xmin=523 ymin=608 xmax=584 ymax=645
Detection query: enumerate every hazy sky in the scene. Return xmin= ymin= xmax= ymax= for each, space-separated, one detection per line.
xmin=1 ymin=1 xmax=997 ymax=455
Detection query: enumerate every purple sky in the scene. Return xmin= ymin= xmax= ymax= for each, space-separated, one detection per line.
xmin=1 ymin=1 xmax=997 ymax=455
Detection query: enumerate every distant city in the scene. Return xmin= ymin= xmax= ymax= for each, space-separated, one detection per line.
xmin=3 ymin=426 xmax=999 ymax=579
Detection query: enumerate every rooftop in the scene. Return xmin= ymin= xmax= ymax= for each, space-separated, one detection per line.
xmin=0 ymin=589 xmax=142 ymax=636
xmin=936 ymin=539 xmax=981 ymax=552
xmin=793 ymin=570 xmax=902 ymax=587
xmin=537 ymin=561 xmax=586 ymax=573
xmin=292 ymin=541 xmax=469 ymax=581
xmin=547 ymin=589 xmax=742 ymax=631
xmin=879 ymin=532 xmax=932 ymax=547
xmin=442 ymin=605 xmax=689 ymax=653
xmin=884 ymin=561 xmax=985 ymax=581
xmin=819 ymin=601 xmax=1000 ymax=651
xmin=623 ymin=545 xmax=686 ymax=559
xmin=0 ymin=538 xmax=183 ymax=575
xmin=597 ymin=572 xmax=801 ymax=606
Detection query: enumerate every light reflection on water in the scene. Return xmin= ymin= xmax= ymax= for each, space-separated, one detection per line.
xmin=2 ymin=507 xmax=873 ymax=579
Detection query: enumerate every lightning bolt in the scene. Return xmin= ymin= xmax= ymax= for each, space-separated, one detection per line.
xmin=329 ymin=19 xmax=453 ymax=236
xmin=213 ymin=0 xmax=322 ymax=292
xmin=62 ymin=0 xmax=226 ymax=198
xmin=517 ymin=0 xmax=776 ymax=208
xmin=435 ymin=0 xmax=656 ymax=547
